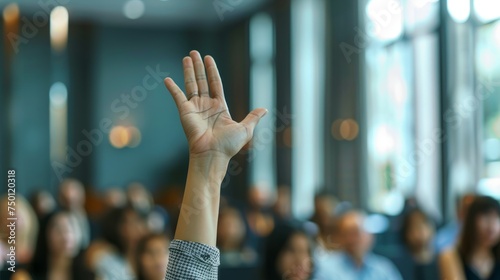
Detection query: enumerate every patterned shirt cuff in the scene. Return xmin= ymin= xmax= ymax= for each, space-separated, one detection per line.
xmin=170 ymin=239 xmax=220 ymax=267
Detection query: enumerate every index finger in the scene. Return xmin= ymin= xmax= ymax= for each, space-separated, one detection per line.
xmin=164 ymin=77 xmax=187 ymax=108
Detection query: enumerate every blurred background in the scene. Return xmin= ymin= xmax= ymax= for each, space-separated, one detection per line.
xmin=1 ymin=0 xmax=500 ymax=279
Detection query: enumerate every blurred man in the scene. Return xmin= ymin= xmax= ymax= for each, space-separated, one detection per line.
xmin=59 ymin=178 xmax=91 ymax=248
xmin=310 ymin=193 xmax=338 ymax=252
xmin=272 ymin=185 xmax=292 ymax=222
xmin=435 ymin=193 xmax=475 ymax=252
xmin=316 ymin=211 xmax=402 ymax=280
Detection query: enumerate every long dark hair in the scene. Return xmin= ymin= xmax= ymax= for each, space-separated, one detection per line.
xmin=100 ymin=206 xmax=145 ymax=255
xmin=31 ymin=210 xmax=94 ymax=280
xmin=262 ymin=223 xmax=314 ymax=280
xmin=458 ymin=196 xmax=500 ymax=262
xmin=136 ymin=233 xmax=169 ymax=280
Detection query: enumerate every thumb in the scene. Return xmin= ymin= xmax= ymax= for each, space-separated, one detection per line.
xmin=240 ymin=108 xmax=268 ymax=137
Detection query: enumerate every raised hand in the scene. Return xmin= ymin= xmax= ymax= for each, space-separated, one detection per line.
xmin=164 ymin=50 xmax=267 ymax=159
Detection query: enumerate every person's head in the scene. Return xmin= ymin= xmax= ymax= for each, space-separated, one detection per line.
xmin=101 ymin=206 xmax=148 ymax=254
xmin=127 ymin=182 xmax=153 ymax=215
xmin=248 ymin=186 xmax=272 ymax=210
xmin=136 ymin=234 xmax=170 ymax=280
xmin=273 ymin=185 xmax=291 ymax=219
xmin=30 ymin=191 xmax=56 ymax=218
xmin=312 ymin=193 xmax=337 ymax=233
xmin=217 ymin=207 xmax=246 ymax=251
xmin=31 ymin=210 xmax=79 ymax=275
xmin=103 ymin=187 xmax=127 ymax=209
xmin=59 ymin=178 xmax=86 ymax=211
xmin=337 ymin=211 xmax=373 ymax=259
xmin=456 ymin=193 xmax=476 ymax=222
xmin=401 ymin=208 xmax=435 ymax=253
xmin=458 ymin=196 xmax=500 ymax=261
xmin=0 ymin=195 xmax=38 ymax=263
xmin=263 ymin=224 xmax=313 ymax=280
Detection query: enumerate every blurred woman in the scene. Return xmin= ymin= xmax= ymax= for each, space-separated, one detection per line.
xmin=136 ymin=234 xmax=170 ymax=280
xmin=394 ymin=208 xmax=439 ymax=280
xmin=217 ymin=207 xmax=258 ymax=280
xmin=87 ymin=206 xmax=147 ymax=280
xmin=263 ymin=223 xmax=314 ymax=280
xmin=31 ymin=210 xmax=94 ymax=280
xmin=440 ymin=196 xmax=500 ymax=280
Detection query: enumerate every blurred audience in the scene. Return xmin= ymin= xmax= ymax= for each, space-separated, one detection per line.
xmin=262 ymin=223 xmax=313 ymax=280
xmin=31 ymin=210 xmax=94 ymax=280
xmin=87 ymin=206 xmax=147 ymax=280
xmin=440 ymin=196 xmax=500 ymax=280
xmin=136 ymin=234 xmax=170 ymax=280
xmin=393 ymin=208 xmax=439 ymax=280
xmin=59 ymin=179 xmax=91 ymax=248
xmin=435 ymin=193 xmax=476 ymax=252
xmin=316 ymin=210 xmax=402 ymax=280
xmin=7 ymin=177 xmax=500 ymax=280
xmin=30 ymin=191 xmax=56 ymax=220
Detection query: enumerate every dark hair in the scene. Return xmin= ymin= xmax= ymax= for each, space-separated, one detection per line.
xmin=136 ymin=233 xmax=170 ymax=280
xmin=400 ymin=208 xmax=434 ymax=248
xmin=100 ymin=206 xmax=145 ymax=255
xmin=31 ymin=210 xmax=94 ymax=280
xmin=262 ymin=223 xmax=313 ymax=280
xmin=458 ymin=196 xmax=500 ymax=262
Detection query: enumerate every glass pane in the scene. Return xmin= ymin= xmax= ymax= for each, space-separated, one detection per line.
xmin=366 ymin=42 xmax=413 ymax=215
xmin=476 ymin=20 xmax=500 ymax=196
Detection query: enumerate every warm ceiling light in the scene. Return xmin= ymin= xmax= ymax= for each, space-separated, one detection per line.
xmin=109 ymin=126 xmax=130 ymax=149
xmin=50 ymin=6 xmax=69 ymax=52
xmin=3 ymin=3 xmax=19 ymax=25
xmin=339 ymin=119 xmax=359 ymax=141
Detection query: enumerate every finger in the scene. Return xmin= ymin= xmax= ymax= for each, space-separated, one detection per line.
xmin=164 ymin=78 xmax=187 ymax=108
xmin=240 ymin=108 xmax=268 ymax=139
xmin=204 ymin=55 xmax=224 ymax=100
xmin=190 ymin=50 xmax=209 ymax=97
xmin=183 ymin=56 xmax=198 ymax=100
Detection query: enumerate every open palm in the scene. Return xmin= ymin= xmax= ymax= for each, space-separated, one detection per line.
xmin=164 ymin=51 xmax=267 ymax=158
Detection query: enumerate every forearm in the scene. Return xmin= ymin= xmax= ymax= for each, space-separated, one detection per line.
xmin=174 ymin=152 xmax=229 ymax=246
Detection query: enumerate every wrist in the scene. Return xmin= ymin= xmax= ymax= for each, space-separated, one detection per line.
xmin=189 ymin=151 xmax=230 ymax=183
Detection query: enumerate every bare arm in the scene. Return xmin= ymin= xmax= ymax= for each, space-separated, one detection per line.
xmin=164 ymin=50 xmax=267 ymax=246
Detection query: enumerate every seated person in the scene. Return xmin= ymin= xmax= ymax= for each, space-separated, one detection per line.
xmin=315 ymin=210 xmax=402 ymax=280
xmin=393 ymin=208 xmax=439 ymax=280
xmin=136 ymin=234 xmax=170 ymax=280
xmin=217 ymin=206 xmax=259 ymax=280
xmin=439 ymin=196 xmax=500 ymax=280
xmin=262 ymin=223 xmax=314 ymax=280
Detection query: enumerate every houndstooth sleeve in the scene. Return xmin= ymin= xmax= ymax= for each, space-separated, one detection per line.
xmin=165 ymin=239 xmax=220 ymax=280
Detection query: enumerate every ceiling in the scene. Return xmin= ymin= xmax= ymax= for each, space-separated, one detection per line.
xmin=5 ymin=0 xmax=270 ymax=28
